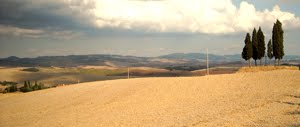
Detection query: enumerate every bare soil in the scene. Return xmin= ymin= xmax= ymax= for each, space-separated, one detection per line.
xmin=0 ymin=69 xmax=299 ymax=127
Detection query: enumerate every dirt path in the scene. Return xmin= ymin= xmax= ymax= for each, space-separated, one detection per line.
xmin=0 ymin=70 xmax=299 ymax=127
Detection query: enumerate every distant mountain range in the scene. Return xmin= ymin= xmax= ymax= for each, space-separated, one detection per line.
xmin=0 ymin=53 xmax=299 ymax=70
xmin=159 ymin=53 xmax=242 ymax=62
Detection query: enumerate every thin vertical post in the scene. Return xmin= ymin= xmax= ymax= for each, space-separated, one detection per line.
xmin=127 ymin=67 xmax=130 ymax=79
xmin=206 ymin=48 xmax=209 ymax=75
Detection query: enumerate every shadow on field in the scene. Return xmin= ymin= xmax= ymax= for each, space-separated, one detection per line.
xmin=288 ymin=123 xmax=300 ymax=127
xmin=276 ymin=95 xmax=300 ymax=116
xmin=276 ymin=95 xmax=300 ymax=106
xmin=280 ymin=95 xmax=300 ymax=127
xmin=14 ymin=72 xmax=128 ymax=86
xmin=287 ymin=95 xmax=300 ymax=99
xmin=275 ymin=94 xmax=300 ymax=127
xmin=287 ymin=110 xmax=300 ymax=115
xmin=279 ymin=101 xmax=300 ymax=106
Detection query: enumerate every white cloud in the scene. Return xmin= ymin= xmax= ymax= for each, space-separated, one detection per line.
xmin=91 ymin=0 xmax=300 ymax=34
xmin=2 ymin=0 xmax=299 ymax=37
xmin=0 ymin=25 xmax=82 ymax=40
xmin=0 ymin=25 xmax=44 ymax=38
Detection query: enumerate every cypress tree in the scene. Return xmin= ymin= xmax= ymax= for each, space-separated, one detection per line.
xmin=21 ymin=80 xmax=32 ymax=92
xmin=33 ymin=81 xmax=38 ymax=91
xmin=267 ymin=39 xmax=273 ymax=65
xmin=24 ymin=81 xmax=28 ymax=88
xmin=257 ymin=27 xmax=265 ymax=65
xmin=27 ymin=80 xmax=31 ymax=88
xmin=272 ymin=22 xmax=278 ymax=65
xmin=277 ymin=20 xmax=284 ymax=65
xmin=242 ymin=33 xmax=253 ymax=67
xmin=252 ymin=28 xmax=258 ymax=66
xmin=38 ymin=82 xmax=44 ymax=90
xmin=10 ymin=84 xmax=18 ymax=92
xmin=272 ymin=20 xmax=284 ymax=65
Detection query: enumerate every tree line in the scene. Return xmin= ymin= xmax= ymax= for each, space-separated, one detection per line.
xmin=20 ymin=80 xmax=45 ymax=92
xmin=1 ymin=80 xmax=46 ymax=93
xmin=242 ymin=20 xmax=284 ymax=66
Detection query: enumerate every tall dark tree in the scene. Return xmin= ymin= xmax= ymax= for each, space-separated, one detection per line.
xmin=27 ymin=80 xmax=31 ymax=88
xmin=272 ymin=19 xmax=284 ymax=65
xmin=24 ymin=81 xmax=28 ymax=88
xmin=252 ymin=28 xmax=258 ymax=66
xmin=242 ymin=33 xmax=253 ymax=67
xmin=257 ymin=27 xmax=265 ymax=65
xmin=21 ymin=80 xmax=32 ymax=92
xmin=33 ymin=81 xmax=39 ymax=90
xmin=267 ymin=39 xmax=273 ymax=65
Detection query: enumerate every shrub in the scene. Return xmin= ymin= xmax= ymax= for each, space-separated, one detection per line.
xmin=0 ymin=81 xmax=18 ymax=86
xmin=32 ymin=81 xmax=39 ymax=91
xmin=38 ymin=82 xmax=44 ymax=90
xmin=4 ymin=84 xmax=18 ymax=93
xmin=20 ymin=86 xmax=32 ymax=92
xmin=20 ymin=80 xmax=46 ymax=92
xmin=22 ymin=67 xmax=39 ymax=72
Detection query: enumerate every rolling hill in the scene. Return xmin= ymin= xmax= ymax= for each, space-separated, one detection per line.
xmin=0 ymin=69 xmax=299 ymax=126
xmin=0 ymin=53 xmax=299 ymax=71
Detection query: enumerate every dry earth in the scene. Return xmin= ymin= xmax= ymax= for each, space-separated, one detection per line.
xmin=238 ymin=66 xmax=299 ymax=72
xmin=0 ymin=70 xmax=299 ymax=127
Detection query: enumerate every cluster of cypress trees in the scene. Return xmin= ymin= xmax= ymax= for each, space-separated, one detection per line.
xmin=242 ymin=20 xmax=284 ymax=67
xmin=20 ymin=80 xmax=45 ymax=92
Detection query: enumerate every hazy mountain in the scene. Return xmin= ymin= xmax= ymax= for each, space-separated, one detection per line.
xmin=0 ymin=55 xmax=149 ymax=67
xmin=159 ymin=53 xmax=241 ymax=62
xmin=0 ymin=53 xmax=299 ymax=70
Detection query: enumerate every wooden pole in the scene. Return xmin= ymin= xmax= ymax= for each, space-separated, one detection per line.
xmin=206 ymin=48 xmax=209 ymax=75
xmin=127 ymin=67 xmax=130 ymax=79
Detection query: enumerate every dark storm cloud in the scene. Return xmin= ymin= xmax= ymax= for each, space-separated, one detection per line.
xmin=0 ymin=0 xmax=95 ymax=31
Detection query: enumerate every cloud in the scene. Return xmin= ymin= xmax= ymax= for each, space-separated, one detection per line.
xmin=0 ymin=25 xmax=44 ymax=38
xmin=26 ymin=47 xmax=79 ymax=57
xmin=0 ymin=0 xmax=299 ymax=37
xmin=0 ymin=0 xmax=92 ymax=39
xmin=0 ymin=25 xmax=82 ymax=39
xmin=0 ymin=0 xmax=95 ymax=29
xmin=93 ymin=0 xmax=300 ymax=34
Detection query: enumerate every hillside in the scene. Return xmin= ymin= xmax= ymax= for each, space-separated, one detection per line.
xmin=1 ymin=54 xmax=299 ymax=71
xmin=0 ymin=70 xmax=299 ymax=126
xmin=0 ymin=53 xmax=245 ymax=70
xmin=159 ymin=53 xmax=242 ymax=62
xmin=0 ymin=66 xmax=240 ymax=89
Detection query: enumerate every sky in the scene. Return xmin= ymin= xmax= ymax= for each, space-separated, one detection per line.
xmin=0 ymin=0 xmax=300 ymax=58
